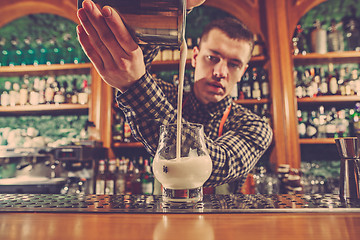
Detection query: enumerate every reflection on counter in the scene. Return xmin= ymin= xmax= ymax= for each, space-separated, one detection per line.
xmin=153 ymin=215 xmax=214 ymax=240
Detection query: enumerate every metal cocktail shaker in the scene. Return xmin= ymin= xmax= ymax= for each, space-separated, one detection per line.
xmin=335 ymin=137 xmax=360 ymax=200
xmin=77 ymin=0 xmax=186 ymax=46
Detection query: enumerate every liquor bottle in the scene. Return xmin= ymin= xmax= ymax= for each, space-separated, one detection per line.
xmin=306 ymin=111 xmax=318 ymax=138
xmin=252 ymin=34 xmax=265 ymax=56
xmin=71 ymin=78 xmax=79 ymax=104
xmin=78 ymin=79 xmax=90 ymax=105
xmin=338 ymin=67 xmax=346 ymax=96
xmin=317 ymin=105 xmax=327 ymax=138
xmin=297 ymin=110 xmax=307 ymax=138
xmin=251 ymin=68 xmax=261 ymax=100
xmin=9 ymin=82 xmax=20 ymax=106
xmin=336 ymin=109 xmax=349 ymax=138
xmin=19 ymin=76 xmax=29 ymax=106
xmin=241 ymin=71 xmax=252 ymax=99
xmin=29 ymin=77 xmax=40 ymax=106
xmin=318 ymin=67 xmax=328 ymax=96
xmin=310 ymin=19 xmax=327 ymax=54
xmin=342 ymin=6 xmax=360 ymax=51
xmin=186 ymin=37 xmax=193 ymax=60
xmin=325 ymin=107 xmax=337 ymax=138
xmin=63 ymin=33 xmax=78 ymax=64
xmin=105 ymin=159 xmax=116 ymax=195
xmin=22 ymin=36 xmax=35 ymax=66
xmin=34 ymin=37 xmax=47 ymax=65
xmin=96 ymin=160 xmax=106 ymax=194
xmin=131 ymin=162 xmax=142 ymax=194
xmin=8 ymin=36 xmax=21 ymax=66
xmin=259 ymin=68 xmax=270 ymax=99
xmin=38 ymin=78 xmax=46 ymax=104
xmin=292 ymin=24 xmax=307 ymax=55
xmin=0 ymin=37 xmax=8 ymax=66
xmin=48 ymin=37 xmax=62 ymax=65
xmin=327 ymin=19 xmax=344 ymax=52
xmin=0 ymin=81 xmax=11 ymax=107
xmin=125 ymin=160 xmax=135 ymax=194
xmin=327 ymin=63 xmax=339 ymax=95
xmin=123 ymin=121 xmax=133 ymax=143
xmin=261 ymin=103 xmax=271 ymax=125
xmin=351 ymin=69 xmax=360 ymax=96
xmin=113 ymin=111 xmax=124 ymax=142
xmin=53 ymin=81 xmax=66 ymax=104
xmin=350 ymin=103 xmax=360 ymax=137
xmin=294 ymin=70 xmax=304 ymax=98
xmin=115 ymin=158 xmax=126 ymax=194
xmin=141 ymin=159 xmax=154 ymax=195
xmin=44 ymin=76 xmax=55 ymax=104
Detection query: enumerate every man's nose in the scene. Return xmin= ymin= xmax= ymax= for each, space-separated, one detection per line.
xmin=213 ymin=60 xmax=228 ymax=79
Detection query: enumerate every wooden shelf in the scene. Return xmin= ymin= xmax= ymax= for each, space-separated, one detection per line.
xmin=112 ymin=142 xmax=144 ymax=148
xmin=234 ymin=98 xmax=269 ymax=105
xmin=0 ymin=103 xmax=89 ymax=116
xmin=297 ymin=95 xmax=360 ymax=105
xmin=293 ymin=51 xmax=360 ymax=65
xmin=299 ymin=138 xmax=336 ymax=144
xmin=0 ymin=63 xmax=93 ymax=76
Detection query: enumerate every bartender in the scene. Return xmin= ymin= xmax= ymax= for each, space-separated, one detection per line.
xmin=76 ymin=0 xmax=273 ymax=193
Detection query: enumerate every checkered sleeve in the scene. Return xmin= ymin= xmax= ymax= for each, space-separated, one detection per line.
xmin=204 ymin=106 xmax=273 ymax=187
xmin=116 ymin=71 xmax=178 ymax=155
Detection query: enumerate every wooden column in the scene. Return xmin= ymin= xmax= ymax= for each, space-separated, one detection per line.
xmin=263 ymin=0 xmax=301 ymax=168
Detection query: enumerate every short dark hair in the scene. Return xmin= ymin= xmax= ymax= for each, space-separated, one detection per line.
xmin=199 ymin=17 xmax=255 ymax=59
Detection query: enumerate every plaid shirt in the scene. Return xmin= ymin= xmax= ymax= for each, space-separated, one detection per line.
xmin=116 ymin=45 xmax=273 ymax=188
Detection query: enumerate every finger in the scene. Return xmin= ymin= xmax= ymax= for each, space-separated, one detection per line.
xmin=101 ymin=6 xmax=139 ymax=54
xmin=76 ymin=25 xmax=105 ymax=73
xmin=82 ymin=0 xmax=128 ymax=59
xmin=78 ymin=7 xmax=118 ymax=67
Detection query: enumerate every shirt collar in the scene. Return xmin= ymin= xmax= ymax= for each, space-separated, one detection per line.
xmin=186 ymin=88 xmax=232 ymax=117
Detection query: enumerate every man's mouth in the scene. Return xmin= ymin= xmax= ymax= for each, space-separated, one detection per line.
xmin=208 ymin=82 xmax=225 ymax=91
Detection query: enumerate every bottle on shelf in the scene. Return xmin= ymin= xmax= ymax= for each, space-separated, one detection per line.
xmin=113 ymin=111 xmax=125 ymax=143
xmin=297 ymin=109 xmax=307 ymax=139
xmin=115 ymin=158 xmax=126 ymax=194
xmin=318 ymin=67 xmax=329 ymax=96
xmin=21 ymin=36 xmax=35 ymax=66
xmin=0 ymin=81 xmax=11 ymax=107
xmin=336 ymin=109 xmax=350 ymax=138
xmin=29 ymin=77 xmax=40 ymax=106
xmin=310 ymin=19 xmax=327 ymax=54
xmin=327 ymin=19 xmax=344 ymax=52
xmin=96 ymin=160 xmax=106 ymax=194
xmin=251 ymin=68 xmax=261 ymax=100
xmin=48 ymin=37 xmax=62 ymax=65
xmin=8 ymin=36 xmax=22 ymax=66
xmin=342 ymin=5 xmax=360 ymax=51
xmin=327 ymin=63 xmax=339 ymax=95
xmin=71 ymin=78 xmax=79 ymax=104
xmin=34 ymin=37 xmax=47 ymax=66
xmin=141 ymin=159 xmax=154 ymax=195
xmin=306 ymin=111 xmax=318 ymax=138
xmin=317 ymin=105 xmax=327 ymax=138
xmin=105 ymin=159 xmax=116 ymax=195
xmin=44 ymin=76 xmax=55 ymax=104
xmin=292 ymin=24 xmax=308 ymax=55
xmin=325 ymin=107 xmax=337 ymax=138
xmin=19 ymin=76 xmax=29 ymax=106
xmin=0 ymin=37 xmax=8 ymax=66
xmin=259 ymin=68 xmax=270 ymax=99
xmin=350 ymin=103 xmax=360 ymax=137
xmin=9 ymin=82 xmax=20 ymax=106
xmin=78 ymin=79 xmax=90 ymax=105
xmin=240 ymin=71 xmax=252 ymax=99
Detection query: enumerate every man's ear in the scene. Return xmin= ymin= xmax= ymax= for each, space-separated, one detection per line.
xmin=238 ymin=64 xmax=249 ymax=82
xmin=191 ymin=46 xmax=200 ymax=68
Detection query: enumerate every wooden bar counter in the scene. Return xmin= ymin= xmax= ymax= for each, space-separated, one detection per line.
xmin=1 ymin=194 xmax=360 ymax=240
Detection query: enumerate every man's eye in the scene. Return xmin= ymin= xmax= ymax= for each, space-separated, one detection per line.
xmin=228 ymin=62 xmax=242 ymax=69
xmin=207 ymin=55 xmax=219 ymax=63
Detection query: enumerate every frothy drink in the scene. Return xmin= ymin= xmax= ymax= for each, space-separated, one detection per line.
xmin=153 ymin=155 xmax=212 ymax=189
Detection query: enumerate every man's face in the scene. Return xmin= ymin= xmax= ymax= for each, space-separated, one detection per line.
xmin=191 ymin=28 xmax=251 ymax=104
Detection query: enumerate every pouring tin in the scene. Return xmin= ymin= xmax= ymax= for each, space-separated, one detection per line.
xmin=77 ymin=0 xmax=186 ymax=46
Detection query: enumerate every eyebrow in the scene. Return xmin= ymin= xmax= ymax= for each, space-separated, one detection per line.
xmin=209 ymin=49 xmax=243 ymax=65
